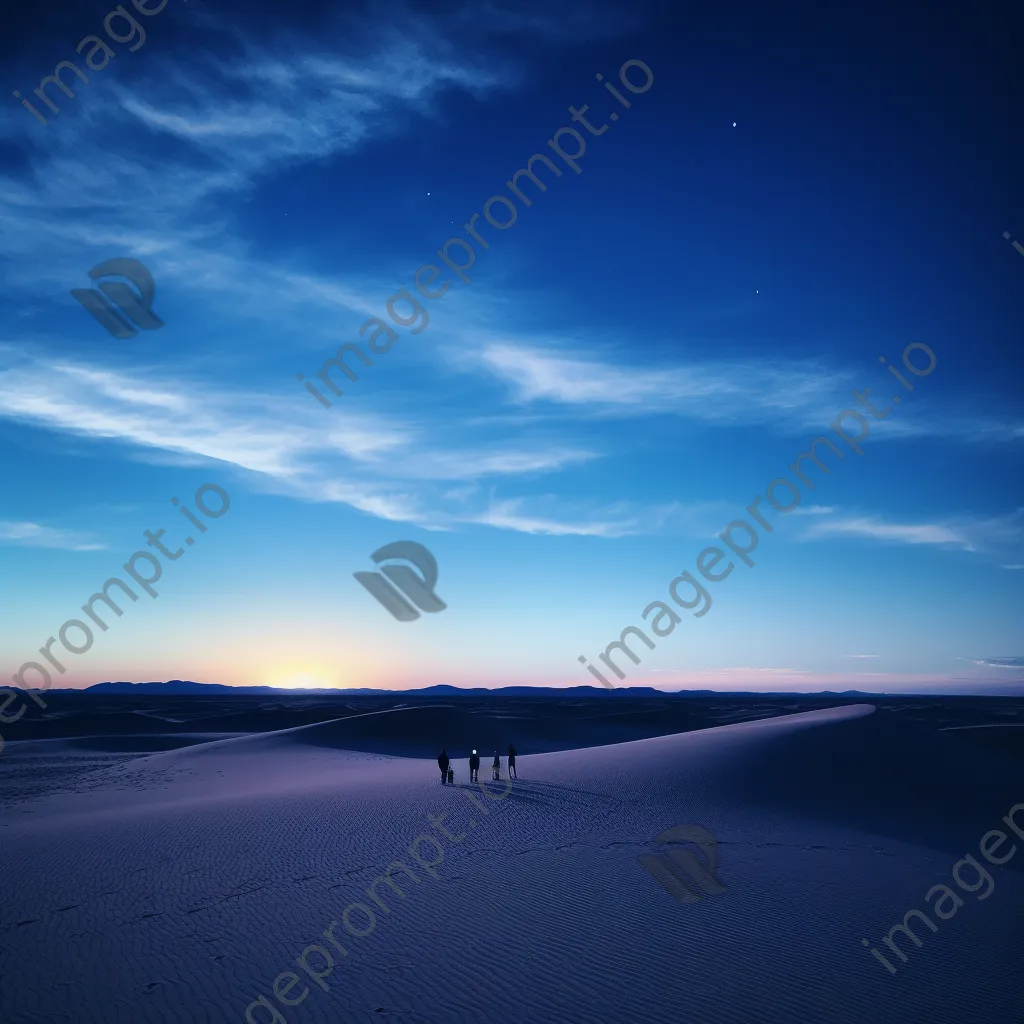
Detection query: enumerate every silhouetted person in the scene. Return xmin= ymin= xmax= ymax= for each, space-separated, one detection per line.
xmin=492 ymin=752 xmax=500 ymax=780
xmin=438 ymin=749 xmax=450 ymax=785
xmin=469 ymin=749 xmax=480 ymax=783
xmin=507 ymin=744 xmax=517 ymax=779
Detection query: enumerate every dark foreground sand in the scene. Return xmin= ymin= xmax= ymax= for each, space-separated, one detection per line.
xmin=1 ymin=695 xmax=1023 ymax=1023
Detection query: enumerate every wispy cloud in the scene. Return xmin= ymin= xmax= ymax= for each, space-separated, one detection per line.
xmin=464 ymin=498 xmax=641 ymax=537
xmin=384 ymin=446 xmax=599 ymax=482
xmin=1 ymin=0 xmax=1017 ymax=564
xmin=963 ymin=656 xmax=1024 ymax=670
xmin=843 ymin=654 xmax=879 ymax=659
xmin=465 ymin=341 xmax=1024 ymax=444
xmin=799 ymin=508 xmax=1024 ymax=558
xmin=0 ymin=0 xmax=623 ymax=306
xmin=453 ymin=494 xmax=741 ymax=538
xmin=0 ymin=521 xmax=104 ymax=552
xmin=802 ymin=516 xmax=968 ymax=548
xmin=118 ymin=45 xmax=507 ymax=163
xmin=0 ymin=360 xmax=330 ymax=480
xmin=0 ymin=1 xmax=665 ymax=543
xmin=862 ymin=411 xmax=1024 ymax=444
xmin=0 ymin=356 xmax=606 ymax=530
xmin=471 ymin=342 xmax=853 ymax=429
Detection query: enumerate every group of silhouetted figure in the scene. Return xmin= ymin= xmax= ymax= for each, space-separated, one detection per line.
xmin=437 ymin=745 xmax=517 ymax=784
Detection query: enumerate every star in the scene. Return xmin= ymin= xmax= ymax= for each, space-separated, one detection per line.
xmin=732 ymin=122 xmax=737 ymax=127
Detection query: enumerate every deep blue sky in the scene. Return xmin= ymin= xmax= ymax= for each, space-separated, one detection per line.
xmin=0 ymin=0 xmax=1021 ymax=693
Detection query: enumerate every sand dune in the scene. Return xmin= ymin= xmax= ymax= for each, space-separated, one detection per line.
xmin=1 ymin=704 xmax=1022 ymax=1023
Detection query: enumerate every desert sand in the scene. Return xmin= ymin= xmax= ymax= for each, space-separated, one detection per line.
xmin=1 ymin=699 xmax=1023 ymax=1023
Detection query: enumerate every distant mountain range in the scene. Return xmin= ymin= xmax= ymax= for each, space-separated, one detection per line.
xmin=64 ymin=680 xmax=887 ymax=697
xmin=81 ymin=680 xmax=675 ymax=695
xmin=8 ymin=679 xmax=1021 ymax=698
xmin=84 ymin=680 xmax=379 ymax=694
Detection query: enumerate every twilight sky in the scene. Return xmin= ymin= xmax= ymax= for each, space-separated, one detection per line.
xmin=1 ymin=0 xmax=1022 ymax=694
